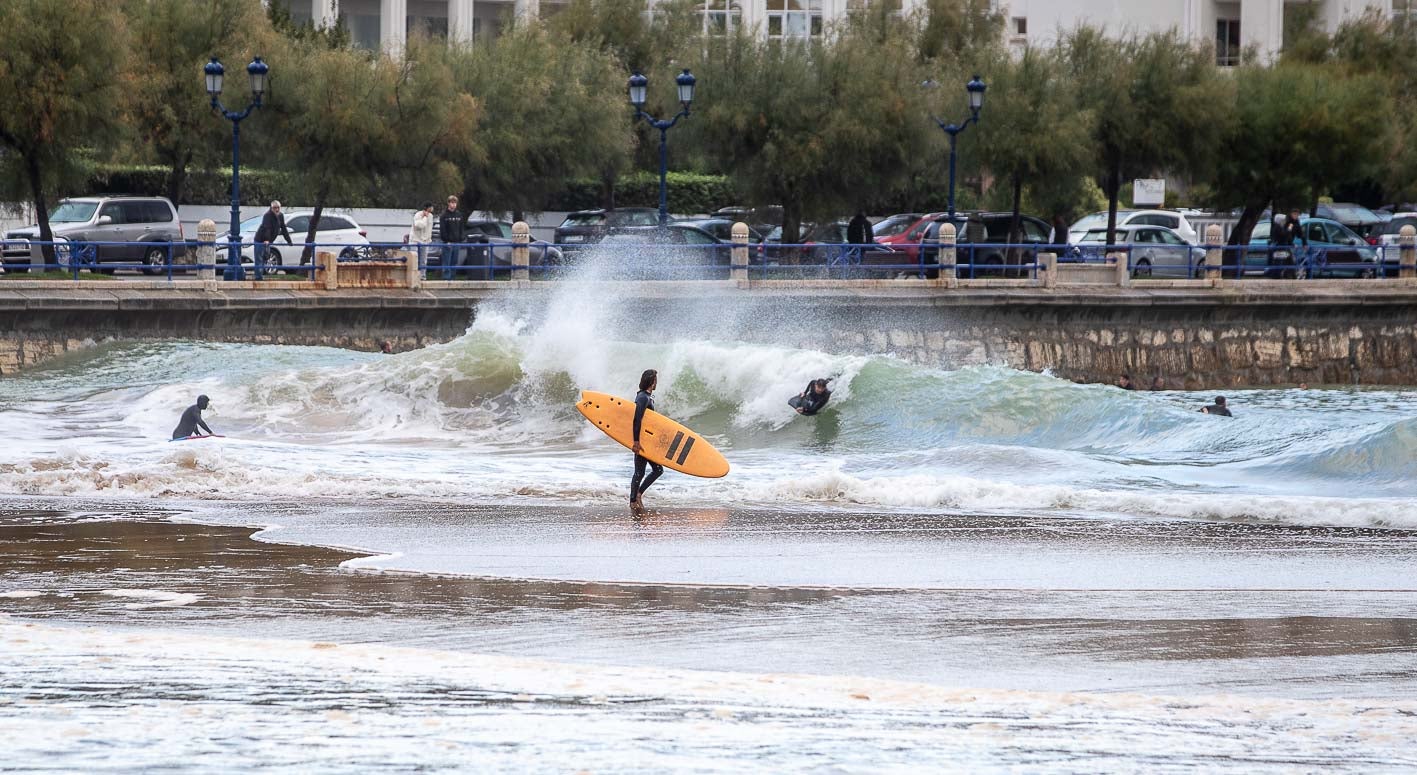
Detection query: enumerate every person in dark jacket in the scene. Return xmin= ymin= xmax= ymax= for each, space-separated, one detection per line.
xmin=172 ymin=395 xmax=215 ymax=440
xmin=439 ymin=195 xmax=468 ymax=277
xmin=254 ymin=201 xmax=294 ymax=269
xmin=630 ymin=369 xmax=664 ymax=508
xmin=1200 ymin=396 xmax=1233 ymax=417
xmin=1050 ymin=215 xmax=1070 ymax=246
xmin=790 ymin=379 xmax=832 ymax=415
xmin=847 ymin=212 xmax=874 ymax=247
xmin=1268 ymin=209 xmax=1308 ymax=275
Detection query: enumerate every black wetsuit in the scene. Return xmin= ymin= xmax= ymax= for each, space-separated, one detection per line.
xmin=171 ymin=404 xmax=213 ymax=439
xmin=631 ymin=389 xmax=664 ymax=502
xmin=1202 ymin=403 xmax=1233 ymax=417
xmin=796 ymin=382 xmax=832 ymax=416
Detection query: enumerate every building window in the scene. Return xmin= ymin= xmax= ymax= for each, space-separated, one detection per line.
xmin=343 ymin=13 xmax=381 ymax=49
xmin=408 ymin=16 xmax=450 ymax=39
xmin=699 ymin=0 xmax=742 ymax=35
xmin=1216 ymin=18 xmax=1241 ymax=67
xmin=847 ymin=0 xmax=902 ymax=11
xmin=767 ymin=0 xmax=823 ymax=39
xmin=1012 ymin=16 xmax=1027 ymax=36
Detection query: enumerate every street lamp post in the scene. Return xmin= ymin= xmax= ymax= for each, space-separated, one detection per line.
xmin=928 ymin=75 xmax=986 ymax=219
xmin=205 ymin=56 xmax=270 ymax=280
xmin=628 ymin=69 xmax=697 ymax=226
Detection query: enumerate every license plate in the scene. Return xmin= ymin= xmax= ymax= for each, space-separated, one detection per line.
xmin=563 ymin=235 xmax=584 ymax=243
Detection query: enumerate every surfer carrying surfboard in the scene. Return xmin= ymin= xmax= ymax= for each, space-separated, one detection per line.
xmin=171 ymin=395 xmax=216 ymax=440
xmin=630 ymin=370 xmax=665 ymax=508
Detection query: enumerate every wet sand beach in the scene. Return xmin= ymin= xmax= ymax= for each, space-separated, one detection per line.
xmin=5 ymin=501 xmax=1417 ymax=771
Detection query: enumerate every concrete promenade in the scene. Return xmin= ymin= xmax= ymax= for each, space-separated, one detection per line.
xmin=1 ymin=279 xmax=1415 ymax=387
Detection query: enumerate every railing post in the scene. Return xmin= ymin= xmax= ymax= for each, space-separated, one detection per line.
xmin=1400 ymin=224 xmax=1415 ymax=280
xmin=731 ymin=222 xmax=749 ymax=283
xmin=1111 ymin=247 xmax=1130 ymax=287
xmin=403 ymin=247 xmax=422 ymax=290
xmin=197 ymin=219 xmax=217 ymax=288
xmin=512 ymin=221 xmax=531 ymax=283
xmin=1204 ymin=224 xmax=1224 ymax=286
xmin=316 ymin=250 xmax=337 ymax=290
xmin=940 ymin=222 xmax=958 ymax=289
xmin=1039 ymin=252 xmax=1057 ymax=289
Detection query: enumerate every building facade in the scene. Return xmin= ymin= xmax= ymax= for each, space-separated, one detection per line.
xmin=275 ymin=0 xmax=1398 ymax=62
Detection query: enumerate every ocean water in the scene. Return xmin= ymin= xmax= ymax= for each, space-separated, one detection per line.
xmin=0 ymin=303 xmax=1412 ymax=527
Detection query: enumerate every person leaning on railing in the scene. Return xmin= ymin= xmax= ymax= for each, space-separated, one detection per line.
xmin=1268 ymin=209 xmax=1308 ymax=276
xmin=254 ymin=200 xmax=294 ymax=268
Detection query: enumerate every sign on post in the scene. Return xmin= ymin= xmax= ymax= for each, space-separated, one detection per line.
xmin=1133 ymin=179 xmax=1166 ymax=207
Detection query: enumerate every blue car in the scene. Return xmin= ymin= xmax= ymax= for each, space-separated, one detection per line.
xmin=1248 ymin=217 xmax=1381 ymax=278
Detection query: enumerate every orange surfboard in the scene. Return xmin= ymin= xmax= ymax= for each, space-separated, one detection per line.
xmin=576 ymin=390 xmax=730 ymax=478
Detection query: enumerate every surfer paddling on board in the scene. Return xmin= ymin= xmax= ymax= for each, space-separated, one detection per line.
xmin=631 ymin=369 xmax=665 ymax=509
xmin=172 ymin=395 xmax=215 ymax=440
xmin=789 ymin=378 xmax=832 ymax=416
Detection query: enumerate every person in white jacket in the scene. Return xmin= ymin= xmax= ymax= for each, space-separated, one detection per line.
xmin=409 ymin=202 xmax=434 ymax=275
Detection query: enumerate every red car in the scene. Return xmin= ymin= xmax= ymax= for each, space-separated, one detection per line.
xmin=875 ymin=212 xmax=947 ymax=262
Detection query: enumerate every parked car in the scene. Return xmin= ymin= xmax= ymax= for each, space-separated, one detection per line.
xmin=712 ymin=205 xmax=781 ymax=236
xmin=554 ymin=208 xmax=661 ymax=249
xmin=914 ymin=211 xmax=1054 ymax=276
xmin=870 ymin=213 xmax=924 ymax=240
xmin=672 ymin=218 xmax=765 ymax=245
xmin=1070 ymin=225 xmax=1206 ymax=278
xmin=800 ymin=221 xmax=900 ymax=264
xmin=3 ymin=195 xmax=184 ymax=274
xmin=1248 ymin=217 xmax=1381 ymax=278
xmin=591 ymin=224 xmax=732 ymax=278
xmin=421 ymin=218 xmax=564 ymax=274
xmin=1375 ymin=211 xmax=1417 ymax=268
xmin=1315 ymin=202 xmax=1384 ymax=241
xmin=1069 ymin=209 xmax=1200 ymax=244
xmin=218 ymin=210 xmax=369 ymax=268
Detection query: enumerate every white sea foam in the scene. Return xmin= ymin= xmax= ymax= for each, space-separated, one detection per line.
xmin=0 ymin=591 xmax=43 ymax=599
xmin=3 ymin=619 xmax=1415 ymax=772
xmin=99 ymin=589 xmax=203 ymax=609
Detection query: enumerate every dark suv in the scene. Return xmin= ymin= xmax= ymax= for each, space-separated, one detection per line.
xmin=553 ymin=208 xmax=661 ymax=250
xmin=3 ymin=196 xmax=184 ymax=274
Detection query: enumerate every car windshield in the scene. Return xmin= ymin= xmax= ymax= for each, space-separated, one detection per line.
xmin=1079 ymin=228 xmax=1116 ymax=243
xmin=49 ymin=202 xmax=99 ymax=223
xmin=872 ymin=216 xmax=917 ymax=238
xmin=1071 ymin=213 xmax=1110 ymax=232
xmin=608 ymin=210 xmax=659 ymax=227
xmin=237 ymin=215 xmax=264 ymax=233
xmin=1386 ymin=217 xmax=1417 ymax=235
xmin=561 ymin=213 xmax=605 ymax=227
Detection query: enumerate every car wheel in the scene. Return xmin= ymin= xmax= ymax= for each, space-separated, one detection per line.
xmin=1132 ymin=258 xmax=1152 ymax=279
xmin=1359 ymin=266 xmax=1377 ymax=279
xmin=140 ymin=246 xmax=167 ymax=276
xmin=339 ymin=247 xmax=357 ymax=260
xmin=265 ymin=247 xmax=284 ymax=274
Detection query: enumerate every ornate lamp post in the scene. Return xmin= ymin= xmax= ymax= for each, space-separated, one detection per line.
xmin=628 ymin=69 xmax=697 ymax=226
xmin=205 ymin=56 xmax=270 ymax=280
xmin=928 ymin=75 xmax=986 ymax=219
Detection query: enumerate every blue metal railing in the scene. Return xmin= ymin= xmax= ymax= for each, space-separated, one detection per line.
xmin=0 ymin=237 xmax=1401 ymax=282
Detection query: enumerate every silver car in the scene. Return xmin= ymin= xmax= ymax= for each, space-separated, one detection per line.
xmin=2 ymin=196 xmax=184 ymax=274
xmin=1071 ymin=225 xmax=1206 ymax=278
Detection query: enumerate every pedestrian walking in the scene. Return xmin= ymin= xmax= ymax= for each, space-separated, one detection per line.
xmin=439 ymin=195 xmax=467 ymax=279
xmin=410 ymin=202 xmax=434 ymax=275
xmin=254 ymin=200 xmax=293 ymax=273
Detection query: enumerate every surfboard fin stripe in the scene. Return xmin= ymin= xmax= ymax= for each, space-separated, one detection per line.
xmin=666 ymin=431 xmax=684 ymax=460
xmin=676 ymin=436 xmax=695 ymax=465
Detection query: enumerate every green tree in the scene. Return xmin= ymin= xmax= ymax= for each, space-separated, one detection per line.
xmin=120 ymin=0 xmax=272 ymax=207
xmin=443 ymin=26 xmax=632 ymax=220
xmin=1062 ymin=29 xmax=1223 ymax=244
xmin=973 ymin=47 xmax=1094 ymax=251
xmin=259 ymin=35 xmax=478 ymax=255
xmin=1211 ymin=64 xmax=1391 ymax=250
xmin=0 ymin=0 xmax=129 ymax=260
xmin=914 ymin=0 xmax=1004 ymax=68
xmin=690 ymin=21 xmax=928 ymax=244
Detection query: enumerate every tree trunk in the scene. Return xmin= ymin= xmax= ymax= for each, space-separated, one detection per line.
xmin=781 ymin=200 xmax=802 ymax=265
xmin=25 ymin=153 xmax=53 ymax=266
xmin=512 ymin=209 xmax=525 ymax=224
xmin=303 ymin=184 xmax=331 ymax=265
xmin=1008 ymin=174 xmax=1024 ymax=275
xmin=165 ymin=153 xmax=190 ymax=210
xmin=1104 ymin=163 xmax=1121 ymax=247
xmin=1226 ymin=202 xmax=1266 ymax=273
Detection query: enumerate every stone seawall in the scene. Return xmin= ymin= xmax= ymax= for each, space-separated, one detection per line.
xmin=1 ymin=281 xmax=1415 ymax=387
